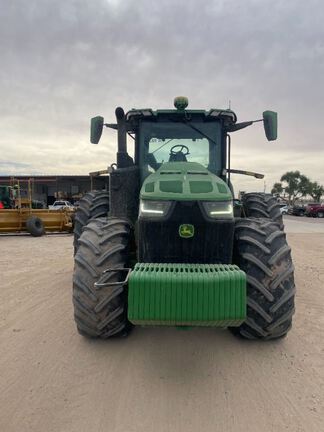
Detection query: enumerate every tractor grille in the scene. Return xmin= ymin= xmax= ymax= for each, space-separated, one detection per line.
xmin=138 ymin=201 xmax=234 ymax=264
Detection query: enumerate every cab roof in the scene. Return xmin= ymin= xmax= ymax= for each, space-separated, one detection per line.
xmin=126 ymin=108 xmax=237 ymax=127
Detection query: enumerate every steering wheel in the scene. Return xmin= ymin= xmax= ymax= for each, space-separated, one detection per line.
xmin=170 ymin=145 xmax=190 ymax=156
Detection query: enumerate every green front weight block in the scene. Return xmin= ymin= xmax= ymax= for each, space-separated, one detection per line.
xmin=128 ymin=263 xmax=246 ymax=327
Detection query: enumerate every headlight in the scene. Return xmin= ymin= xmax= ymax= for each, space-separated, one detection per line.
xmin=202 ymin=201 xmax=233 ymax=219
xmin=139 ymin=200 xmax=172 ymax=218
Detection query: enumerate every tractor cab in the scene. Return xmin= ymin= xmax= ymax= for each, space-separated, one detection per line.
xmin=91 ymin=96 xmax=277 ymax=186
xmin=120 ymin=97 xmax=238 ymax=184
xmin=89 ymin=97 xmax=277 ymax=226
xmin=138 ymin=118 xmax=222 ymax=178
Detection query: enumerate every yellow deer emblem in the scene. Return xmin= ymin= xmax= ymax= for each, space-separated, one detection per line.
xmin=179 ymin=224 xmax=195 ymax=238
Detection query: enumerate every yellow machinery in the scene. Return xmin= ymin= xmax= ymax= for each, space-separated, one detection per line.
xmin=0 ymin=178 xmax=74 ymax=236
xmin=0 ymin=207 xmax=74 ymax=235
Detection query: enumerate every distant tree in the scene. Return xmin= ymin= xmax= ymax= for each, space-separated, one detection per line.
xmin=308 ymin=181 xmax=324 ymax=202
xmin=280 ymin=171 xmax=311 ymax=205
xmin=271 ymin=182 xmax=283 ymax=196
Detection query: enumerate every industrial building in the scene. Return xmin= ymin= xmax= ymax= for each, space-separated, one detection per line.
xmin=0 ymin=175 xmax=108 ymax=206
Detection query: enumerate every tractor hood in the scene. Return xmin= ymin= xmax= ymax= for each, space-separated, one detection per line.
xmin=140 ymin=162 xmax=232 ymax=201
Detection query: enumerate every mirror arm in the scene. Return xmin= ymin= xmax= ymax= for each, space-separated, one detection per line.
xmin=105 ymin=123 xmax=134 ymax=133
xmin=105 ymin=123 xmax=118 ymax=130
xmin=226 ymin=119 xmax=264 ymax=133
xmin=227 ymin=169 xmax=264 ymax=179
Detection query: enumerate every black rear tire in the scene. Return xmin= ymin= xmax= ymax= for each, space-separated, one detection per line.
xmin=26 ymin=216 xmax=44 ymax=237
xmin=231 ymin=218 xmax=295 ymax=340
xmin=73 ymin=190 xmax=109 ymax=255
xmin=73 ymin=217 xmax=132 ymax=339
xmin=242 ymin=193 xmax=283 ymax=229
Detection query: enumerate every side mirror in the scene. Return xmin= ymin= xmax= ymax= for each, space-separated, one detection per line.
xmin=263 ymin=111 xmax=278 ymax=141
xmin=90 ymin=116 xmax=104 ymax=144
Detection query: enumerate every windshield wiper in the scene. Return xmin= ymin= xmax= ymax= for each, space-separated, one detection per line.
xmin=181 ymin=121 xmax=219 ymax=147
xmin=151 ymin=138 xmax=174 ymax=155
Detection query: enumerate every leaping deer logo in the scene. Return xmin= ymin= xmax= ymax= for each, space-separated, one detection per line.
xmin=179 ymin=224 xmax=195 ymax=238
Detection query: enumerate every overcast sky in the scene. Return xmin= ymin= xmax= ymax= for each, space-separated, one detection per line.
xmin=1 ymin=0 xmax=323 ymax=193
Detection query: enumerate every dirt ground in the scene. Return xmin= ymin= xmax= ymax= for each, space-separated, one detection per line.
xmin=1 ymin=220 xmax=324 ymax=432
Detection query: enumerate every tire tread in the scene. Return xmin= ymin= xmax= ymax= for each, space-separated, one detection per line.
xmin=232 ymin=218 xmax=295 ymax=340
xmin=73 ymin=190 xmax=109 ymax=254
xmin=73 ymin=217 xmax=131 ymax=339
xmin=242 ymin=192 xmax=283 ymax=229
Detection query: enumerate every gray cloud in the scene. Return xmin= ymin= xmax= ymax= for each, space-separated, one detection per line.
xmin=0 ymin=0 xmax=324 ymax=191
xmin=0 ymin=160 xmax=30 ymax=168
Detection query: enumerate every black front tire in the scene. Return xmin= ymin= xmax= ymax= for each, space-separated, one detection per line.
xmin=73 ymin=190 xmax=109 ymax=255
xmin=73 ymin=217 xmax=132 ymax=339
xmin=232 ymin=218 xmax=295 ymax=340
xmin=242 ymin=193 xmax=283 ymax=229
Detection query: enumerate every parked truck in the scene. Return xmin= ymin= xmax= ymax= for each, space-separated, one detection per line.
xmin=305 ymin=203 xmax=324 ymax=218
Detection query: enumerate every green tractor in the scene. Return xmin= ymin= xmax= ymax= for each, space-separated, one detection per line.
xmin=73 ymin=97 xmax=295 ymax=340
xmin=0 ymin=185 xmax=17 ymax=208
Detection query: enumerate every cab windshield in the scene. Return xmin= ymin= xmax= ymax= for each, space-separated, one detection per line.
xmin=139 ymin=121 xmax=222 ymax=180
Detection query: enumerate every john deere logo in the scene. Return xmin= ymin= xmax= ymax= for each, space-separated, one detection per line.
xmin=179 ymin=224 xmax=194 ymax=238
